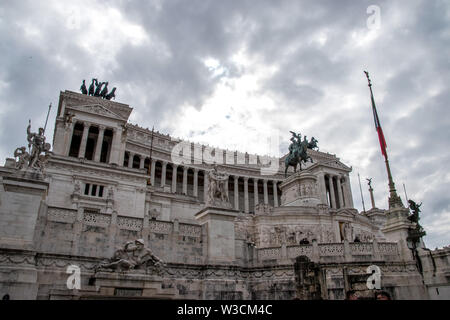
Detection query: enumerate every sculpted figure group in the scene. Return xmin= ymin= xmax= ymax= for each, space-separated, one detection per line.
xmin=13 ymin=120 xmax=52 ymax=171
xmin=96 ymin=239 xmax=164 ymax=273
xmin=206 ymin=165 xmax=231 ymax=207
xmin=80 ymin=79 xmax=116 ymax=100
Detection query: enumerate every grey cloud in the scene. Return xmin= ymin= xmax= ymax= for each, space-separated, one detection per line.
xmin=0 ymin=0 xmax=449 ymax=248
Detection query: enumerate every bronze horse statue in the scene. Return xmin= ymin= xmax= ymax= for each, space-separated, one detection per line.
xmin=284 ymin=135 xmax=318 ymax=177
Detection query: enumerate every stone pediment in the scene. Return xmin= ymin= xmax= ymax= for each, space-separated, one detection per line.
xmin=68 ymin=104 xmax=126 ymax=121
xmin=60 ymin=91 xmax=133 ymax=121
xmin=336 ymin=208 xmax=358 ymax=217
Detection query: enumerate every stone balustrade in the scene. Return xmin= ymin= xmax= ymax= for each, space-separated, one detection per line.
xmin=258 ymin=241 xmax=400 ymax=263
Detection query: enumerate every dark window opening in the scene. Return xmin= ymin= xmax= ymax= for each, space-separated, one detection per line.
xmin=68 ymin=123 xmax=84 ymax=157
xmin=132 ymin=155 xmax=140 ymax=169
xmin=84 ymin=183 xmax=90 ymax=195
xmin=144 ymin=158 xmax=150 ymax=172
xmin=98 ymin=186 xmax=104 ymax=198
xmin=91 ymin=184 xmax=97 ymax=196
xmin=85 ymin=137 xmax=96 ymax=160
xmin=100 ymin=141 xmax=109 ymax=163
xmin=124 ymin=152 xmax=130 ymax=167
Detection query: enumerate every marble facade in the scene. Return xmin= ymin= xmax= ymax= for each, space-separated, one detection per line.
xmin=0 ymin=90 xmax=448 ymax=300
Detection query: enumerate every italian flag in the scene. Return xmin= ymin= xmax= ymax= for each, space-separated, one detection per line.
xmin=371 ymin=91 xmax=387 ymax=157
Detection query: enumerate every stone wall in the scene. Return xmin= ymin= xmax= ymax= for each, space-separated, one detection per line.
xmin=38 ymin=207 xmax=205 ymax=263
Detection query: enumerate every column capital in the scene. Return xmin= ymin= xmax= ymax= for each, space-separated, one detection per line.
xmin=193 ymin=168 xmax=199 ymax=173
xmin=98 ymin=125 xmax=107 ymax=131
xmin=243 ymin=176 xmax=249 ymax=182
xmin=263 ymin=179 xmax=268 ymax=184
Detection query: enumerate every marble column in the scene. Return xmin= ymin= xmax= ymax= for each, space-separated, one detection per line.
xmin=150 ymin=159 xmax=156 ymax=186
xmin=172 ymin=165 xmax=178 ymax=193
xmin=193 ymin=169 xmax=199 ymax=197
xmin=78 ymin=122 xmax=90 ymax=158
xmin=139 ymin=156 xmax=145 ymax=169
xmin=128 ymin=152 xmax=134 ymax=168
xmin=273 ymin=181 xmax=279 ymax=207
xmin=263 ymin=179 xmax=269 ymax=205
xmin=161 ymin=161 xmax=167 ymax=187
xmin=336 ymin=177 xmax=344 ymax=208
xmin=244 ymin=177 xmax=249 ymax=213
xmin=234 ymin=176 xmax=239 ymax=211
xmin=109 ymin=127 xmax=122 ymax=166
xmin=182 ymin=167 xmax=188 ymax=195
xmin=317 ymin=171 xmax=328 ymax=205
xmin=253 ymin=179 xmax=259 ymax=206
xmin=345 ymin=179 xmax=354 ymax=208
xmin=65 ymin=122 xmax=76 ymax=156
xmin=328 ymin=175 xmax=337 ymax=209
xmin=94 ymin=125 xmax=105 ymax=162
xmin=204 ymin=170 xmax=209 ymax=202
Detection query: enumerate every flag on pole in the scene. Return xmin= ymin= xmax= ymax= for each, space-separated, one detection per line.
xmin=365 ymin=71 xmax=387 ymax=157
xmin=371 ymin=93 xmax=387 ymax=157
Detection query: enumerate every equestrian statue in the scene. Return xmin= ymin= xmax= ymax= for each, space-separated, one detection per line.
xmin=284 ymin=131 xmax=319 ymax=177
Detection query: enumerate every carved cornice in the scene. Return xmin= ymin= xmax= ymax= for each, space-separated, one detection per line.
xmin=61 ymin=91 xmax=132 ymax=120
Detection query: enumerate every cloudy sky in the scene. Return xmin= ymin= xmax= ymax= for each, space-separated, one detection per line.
xmin=0 ymin=0 xmax=449 ymax=248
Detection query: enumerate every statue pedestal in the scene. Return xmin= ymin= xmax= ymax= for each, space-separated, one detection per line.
xmin=195 ymin=206 xmax=239 ymax=264
xmin=0 ymin=171 xmax=48 ymax=251
xmin=50 ymin=271 xmax=177 ymax=299
xmin=279 ymin=171 xmax=320 ymax=207
xmin=382 ymin=206 xmax=414 ymax=261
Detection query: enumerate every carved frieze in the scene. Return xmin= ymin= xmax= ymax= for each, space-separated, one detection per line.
xmin=47 ymin=207 xmax=77 ymax=224
xmin=117 ymin=216 xmax=143 ymax=231
xmin=148 ymin=220 xmax=173 ymax=234
xmin=83 ymin=212 xmax=111 ymax=227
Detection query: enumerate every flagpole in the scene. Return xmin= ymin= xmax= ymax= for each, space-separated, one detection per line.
xmin=364 ymin=71 xmax=403 ymax=209
xmin=147 ymin=126 xmax=155 ymax=185
xmin=358 ymin=173 xmax=366 ymax=213
xmin=43 ymin=103 xmax=52 ymax=134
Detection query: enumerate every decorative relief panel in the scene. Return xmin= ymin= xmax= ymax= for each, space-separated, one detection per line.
xmin=235 ymin=216 xmax=255 ymax=243
xmin=378 ymin=242 xmax=398 ymax=255
xmin=47 ymin=207 xmax=77 ymax=224
xmin=297 ymin=182 xmax=318 ymax=197
xmin=258 ymin=247 xmax=282 ymax=260
xmin=117 ymin=216 xmax=143 ymax=231
xmin=353 ymin=228 xmax=374 ymax=242
xmin=149 ymin=220 xmax=173 ymax=234
xmin=287 ymin=245 xmax=313 ymax=259
xmin=83 ymin=212 xmax=111 ymax=227
xmin=319 ymin=243 xmax=344 ymax=256
xmin=321 ymin=226 xmax=336 ymax=243
xmin=349 ymin=242 xmax=373 ymax=255
xmin=257 ymin=225 xmax=319 ymax=248
xmin=179 ymin=223 xmax=202 ymax=237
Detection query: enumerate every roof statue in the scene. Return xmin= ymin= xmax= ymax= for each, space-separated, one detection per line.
xmin=284 ymin=131 xmax=318 ymax=177
xmin=81 ymin=78 xmax=117 ymax=100
xmin=13 ymin=119 xmax=52 ymax=172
